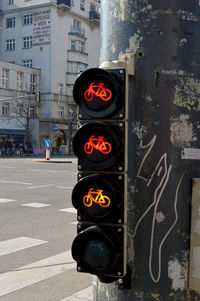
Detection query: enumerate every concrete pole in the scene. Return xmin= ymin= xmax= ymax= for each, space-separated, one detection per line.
xmin=96 ymin=0 xmax=200 ymax=300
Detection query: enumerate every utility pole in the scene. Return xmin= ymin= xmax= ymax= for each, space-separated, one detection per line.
xmin=95 ymin=0 xmax=200 ymax=300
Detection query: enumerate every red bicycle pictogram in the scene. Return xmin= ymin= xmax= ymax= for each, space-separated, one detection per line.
xmin=83 ymin=188 xmax=111 ymax=208
xmin=84 ymin=82 xmax=112 ymax=102
xmin=84 ymin=136 xmax=112 ymax=155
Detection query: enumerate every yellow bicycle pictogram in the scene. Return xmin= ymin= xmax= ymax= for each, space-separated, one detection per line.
xmin=83 ymin=188 xmax=111 ymax=208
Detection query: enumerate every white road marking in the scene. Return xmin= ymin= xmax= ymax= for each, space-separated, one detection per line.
xmin=0 ymin=237 xmax=47 ymax=256
xmin=58 ymin=208 xmax=77 ymax=213
xmin=15 ymin=174 xmax=32 ymax=176
xmin=26 ymin=168 xmax=67 ymax=173
xmin=22 ymin=202 xmax=51 ymax=208
xmin=0 ymin=180 xmax=32 ymax=185
xmin=0 ymin=166 xmax=15 ymax=169
xmin=57 ymin=186 xmax=73 ymax=189
xmin=28 ymin=184 xmax=55 ymax=189
xmin=0 ymin=198 xmax=16 ymax=203
xmin=0 ymin=250 xmax=76 ymax=297
xmin=60 ymin=286 xmax=92 ymax=301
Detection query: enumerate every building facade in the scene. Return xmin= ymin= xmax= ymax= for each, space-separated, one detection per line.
xmin=0 ymin=60 xmax=40 ymax=154
xmin=0 ymin=0 xmax=100 ymax=153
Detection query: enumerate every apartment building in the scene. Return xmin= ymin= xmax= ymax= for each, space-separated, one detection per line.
xmin=0 ymin=0 xmax=100 ymax=152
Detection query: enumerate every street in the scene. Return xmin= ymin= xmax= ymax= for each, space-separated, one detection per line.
xmin=0 ymin=157 xmax=92 ymax=301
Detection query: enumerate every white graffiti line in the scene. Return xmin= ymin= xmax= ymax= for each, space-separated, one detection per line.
xmin=135 ymin=134 xmax=184 ymax=283
xmin=133 ymin=153 xmax=169 ymax=239
xmin=137 ymin=135 xmax=157 ymax=182
xmin=149 ymin=162 xmax=172 ymax=282
xmin=149 ymin=172 xmax=185 ymax=283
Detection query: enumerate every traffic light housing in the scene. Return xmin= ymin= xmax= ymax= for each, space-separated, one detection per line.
xmin=71 ymin=65 xmax=128 ymax=283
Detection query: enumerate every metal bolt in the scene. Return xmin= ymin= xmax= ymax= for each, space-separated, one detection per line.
xmin=77 ymin=266 xmax=81 ymax=271
xmin=118 ymin=166 xmax=123 ymax=171
xmin=118 ymin=175 xmax=122 ymax=180
xmin=118 ymin=228 xmax=122 ymax=232
xmin=118 ymin=278 xmax=123 ymax=284
xmin=118 ymin=219 xmax=122 ymax=224
xmin=119 ymin=122 xmax=123 ymax=127
xmin=120 ymin=70 xmax=124 ymax=74
xmin=117 ymin=271 xmax=122 ymax=276
xmin=119 ymin=114 xmax=123 ymax=118
xmin=78 ymin=174 xmax=82 ymax=178
xmin=78 ymin=165 xmax=82 ymax=170
xmin=79 ymin=114 xmax=83 ymax=118
xmin=77 ymin=216 xmax=81 ymax=221
xmin=78 ymin=224 xmax=82 ymax=229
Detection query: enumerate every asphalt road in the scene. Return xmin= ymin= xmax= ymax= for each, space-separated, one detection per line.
xmin=0 ymin=157 xmax=92 ymax=301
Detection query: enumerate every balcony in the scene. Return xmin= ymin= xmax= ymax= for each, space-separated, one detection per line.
xmin=57 ymin=0 xmax=72 ymax=9
xmin=89 ymin=11 xmax=100 ymax=22
xmin=69 ymin=25 xmax=85 ymax=38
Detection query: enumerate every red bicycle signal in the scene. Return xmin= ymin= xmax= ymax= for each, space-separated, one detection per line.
xmin=84 ymin=136 xmax=112 ymax=155
xmin=84 ymin=82 xmax=112 ymax=102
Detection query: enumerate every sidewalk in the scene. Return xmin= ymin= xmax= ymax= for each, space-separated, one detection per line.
xmin=30 ymin=154 xmax=77 ymax=164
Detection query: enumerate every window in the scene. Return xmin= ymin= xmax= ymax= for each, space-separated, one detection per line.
xmin=58 ymin=106 xmax=64 ymax=118
xmin=6 ymin=39 xmax=15 ymax=51
xmin=2 ymin=69 xmax=9 ymax=88
xmin=70 ymin=40 xmax=85 ymax=52
xmin=2 ymin=103 xmax=9 ymax=116
xmin=6 ymin=17 xmax=15 ymax=28
xmin=71 ymin=40 xmax=76 ymax=51
xmin=17 ymin=72 xmax=23 ymax=91
xmin=77 ymin=41 xmax=85 ymax=52
xmin=23 ymin=36 xmax=32 ymax=48
xmin=17 ymin=104 xmax=23 ymax=115
xmin=58 ymin=83 xmax=63 ymax=95
xmin=67 ymin=85 xmax=73 ymax=96
xmin=80 ymin=0 xmax=85 ymax=11
xmin=23 ymin=14 xmax=32 ymax=25
xmin=74 ymin=19 xmax=81 ymax=31
xmin=29 ymin=105 xmax=35 ymax=118
xmin=79 ymin=63 xmax=87 ymax=72
xmin=8 ymin=0 xmax=14 ymax=4
xmin=69 ymin=62 xmax=78 ymax=73
xmin=30 ymin=74 xmax=36 ymax=93
xmin=23 ymin=59 xmax=32 ymax=67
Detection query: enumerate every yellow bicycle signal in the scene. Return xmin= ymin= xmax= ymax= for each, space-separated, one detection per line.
xmin=83 ymin=188 xmax=111 ymax=208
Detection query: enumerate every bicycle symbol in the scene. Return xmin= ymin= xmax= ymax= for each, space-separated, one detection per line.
xmin=84 ymin=82 xmax=112 ymax=102
xmin=84 ymin=136 xmax=112 ymax=155
xmin=83 ymin=188 xmax=111 ymax=208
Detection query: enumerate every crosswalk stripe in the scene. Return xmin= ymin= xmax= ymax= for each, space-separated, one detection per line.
xmin=0 ymin=180 xmax=32 ymax=185
xmin=60 ymin=286 xmax=93 ymax=301
xmin=58 ymin=208 xmax=76 ymax=213
xmin=0 ymin=250 xmax=76 ymax=297
xmin=22 ymin=202 xmax=51 ymax=208
xmin=28 ymin=184 xmax=55 ymax=189
xmin=0 ymin=198 xmax=16 ymax=203
xmin=0 ymin=237 xmax=47 ymax=256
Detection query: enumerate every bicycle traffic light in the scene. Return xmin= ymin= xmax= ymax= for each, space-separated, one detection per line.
xmin=71 ymin=66 xmax=128 ymax=283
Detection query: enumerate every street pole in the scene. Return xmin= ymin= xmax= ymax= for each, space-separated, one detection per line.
xmin=96 ymin=0 xmax=200 ymax=300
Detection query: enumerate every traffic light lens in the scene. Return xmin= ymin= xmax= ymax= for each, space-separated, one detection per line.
xmin=83 ymin=188 xmax=111 ymax=208
xmin=84 ymin=135 xmax=112 ymax=157
xmin=82 ymin=80 xmax=114 ymax=112
xmin=84 ymin=239 xmax=111 ymax=269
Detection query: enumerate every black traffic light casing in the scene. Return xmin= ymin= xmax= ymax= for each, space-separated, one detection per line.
xmin=71 ymin=66 xmax=128 ymax=282
xmin=73 ymin=68 xmax=125 ymax=120
xmin=73 ymin=122 xmax=125 ymax=171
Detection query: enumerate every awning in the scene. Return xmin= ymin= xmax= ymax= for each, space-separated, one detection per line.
xmin=0 ymin=129 xmax=26 ymax=135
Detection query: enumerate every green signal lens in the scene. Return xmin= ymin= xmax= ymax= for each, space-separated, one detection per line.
xmin=84 ymin=239 xmax=111 ymax=269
